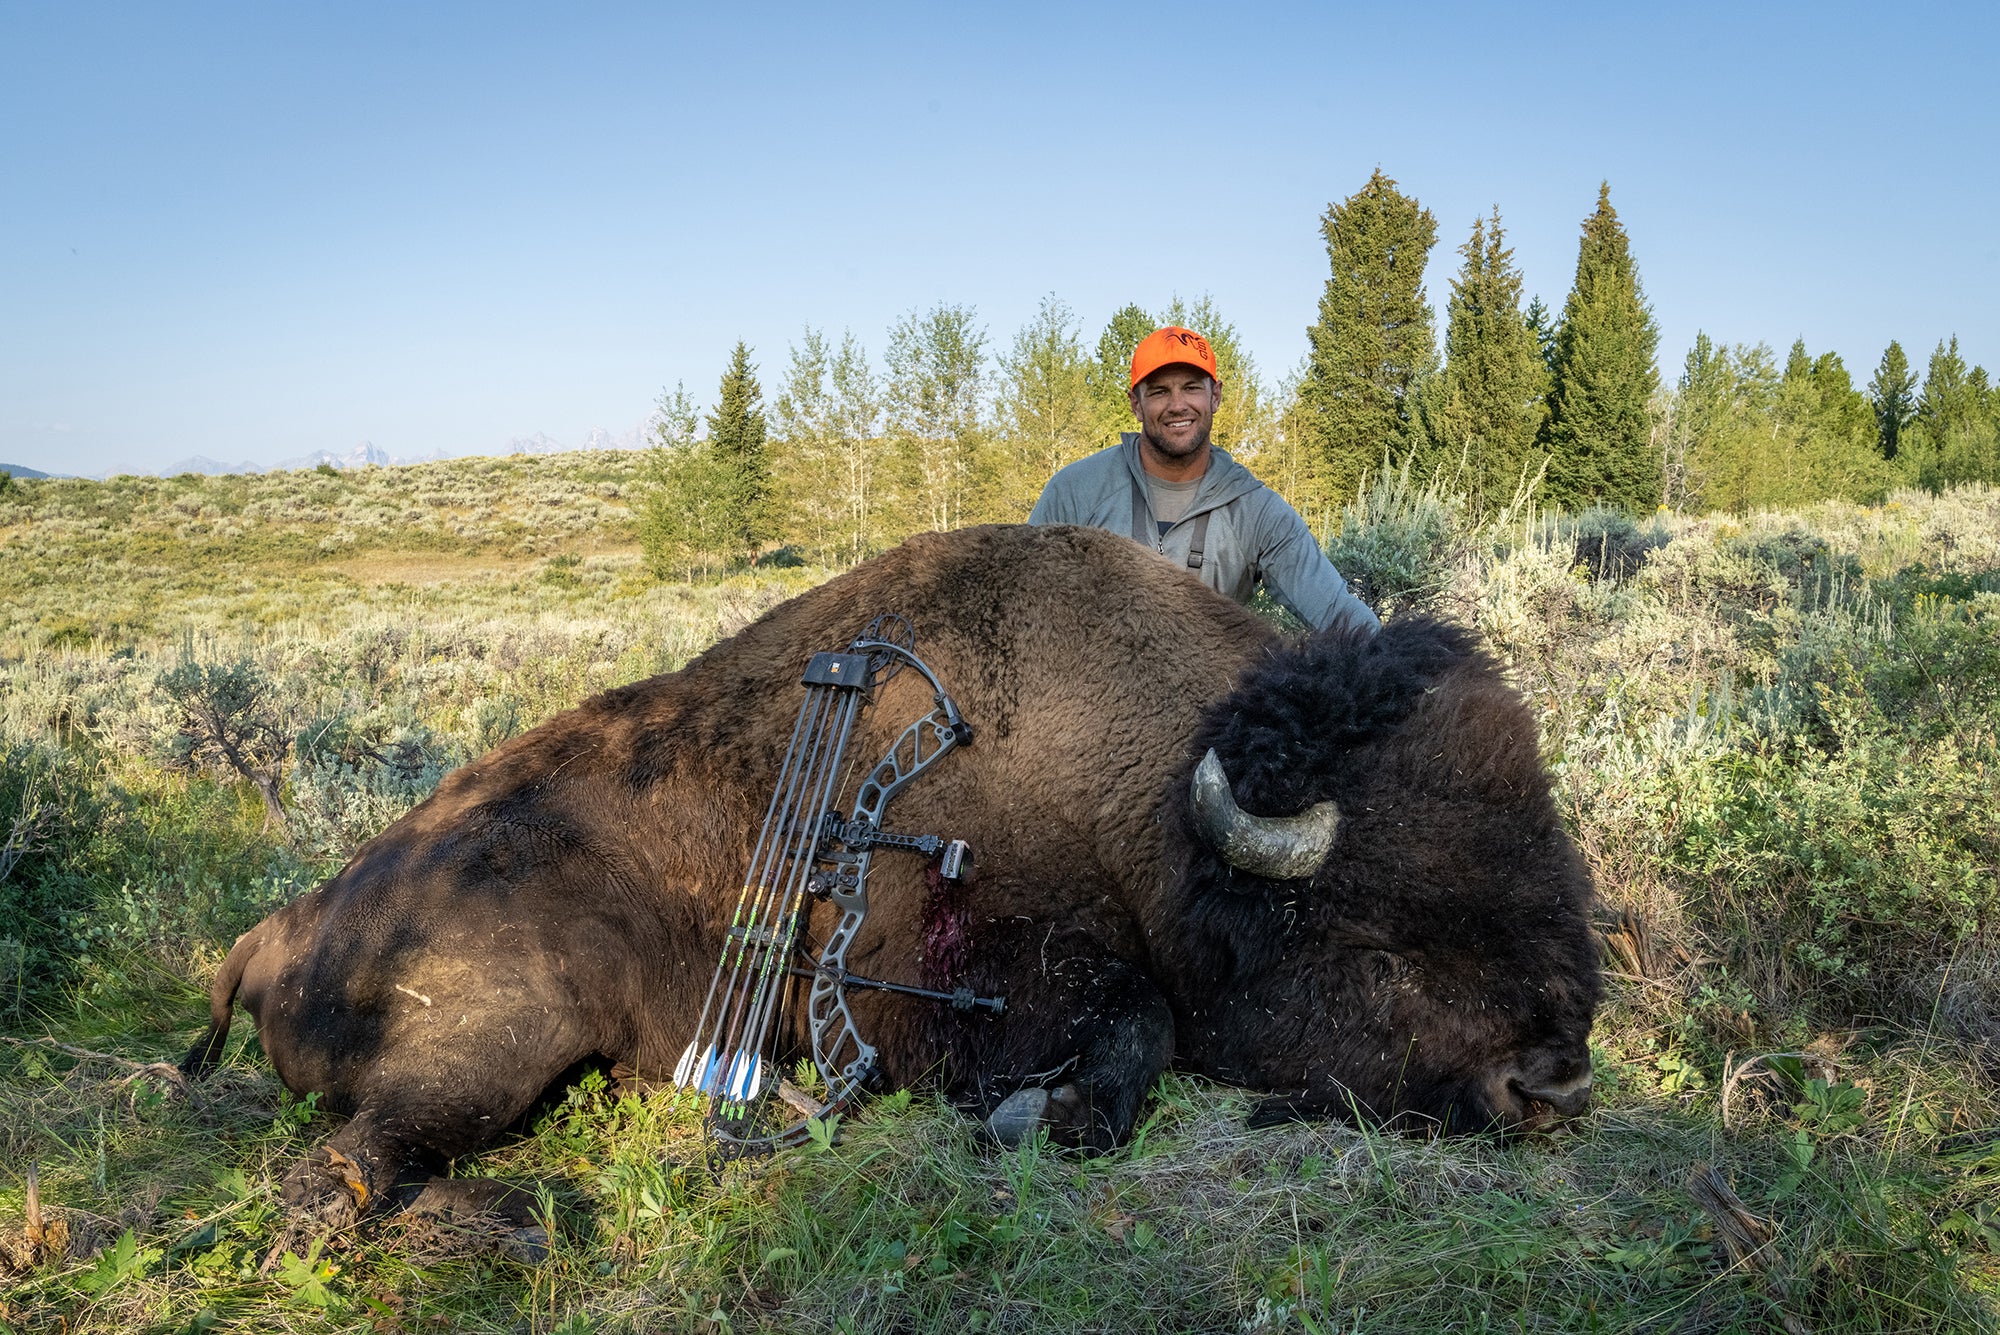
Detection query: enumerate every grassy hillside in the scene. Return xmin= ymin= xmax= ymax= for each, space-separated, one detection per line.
xmin=1 ymin=459 xmax=1997 ymax=1332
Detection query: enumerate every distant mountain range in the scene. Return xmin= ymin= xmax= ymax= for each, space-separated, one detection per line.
xmin=97 ymin=424 xmax=653 ymax=479
xmin=3 ymin=424 xmax=653 ymax=481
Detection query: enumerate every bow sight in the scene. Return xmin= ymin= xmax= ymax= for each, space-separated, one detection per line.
xmin=675 ymin=616 xmax=1004 ymax=1159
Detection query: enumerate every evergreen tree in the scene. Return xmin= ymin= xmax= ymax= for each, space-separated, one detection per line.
xmin=997 ymin=294 xmax=1094 ymax=517
xmin=1915 ymin=336 xmax=1976 ymax=440
xmin=1298 ymin=169 xmax=1438 ymax=502
xmin=707 ymin=341 xmax=771 ymax=555
xmin=640 ymin=381 xmax=734 ymax=580
xmin=1867 ymin=340 xmax=1917 ymax=460
xmin=1087 ymin=303 xmax=1156 ymax=446
xmin=1544 ymin=183 xmax=1661 ymax=511
xmin=885 ymin=303 xmax=989 ymax=532
xmin=1663 ymin=337 xmax=1886 ymax=513
xmin=1909 ymin=337 xmax=2000 ymax=487
xmin=1524 ymin=295 xmax=1559 ymax=378
xmin=1774 ymin=341 xmax=1887 ymax=504
xmin=1432 ymin=208 xmax=1547 ymax=509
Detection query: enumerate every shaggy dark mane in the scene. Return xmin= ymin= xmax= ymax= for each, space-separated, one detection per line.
xmin=1189 ymin=613 xmax=1492 ymax=833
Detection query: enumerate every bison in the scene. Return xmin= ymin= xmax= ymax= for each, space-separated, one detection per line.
xmin=183 ymin=524 xmax=1600 ymax=1226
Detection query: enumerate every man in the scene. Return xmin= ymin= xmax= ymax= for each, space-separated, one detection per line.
xmin=1028 ymin=325 xmax=1379 ymax=636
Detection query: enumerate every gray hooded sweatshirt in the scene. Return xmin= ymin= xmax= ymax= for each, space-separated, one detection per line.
xmin=1027 ymin=433 xmax=1380 ymax=636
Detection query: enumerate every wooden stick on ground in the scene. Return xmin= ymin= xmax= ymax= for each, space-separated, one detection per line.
xmin=1688 ymin=1163 xmax=1812 ymax=1335
xmin=23 ymin=1162 xmax=42 ymax=1258
xmin=0 ymin=1034 xmax=208 ymax=1111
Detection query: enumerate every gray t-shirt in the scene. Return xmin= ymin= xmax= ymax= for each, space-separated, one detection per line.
xmin=1148 ymin=474 xmax=1200 ymax=532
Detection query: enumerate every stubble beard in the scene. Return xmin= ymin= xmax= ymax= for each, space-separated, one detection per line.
xmin=1143 ymin=421 xmax=1211 ymax=461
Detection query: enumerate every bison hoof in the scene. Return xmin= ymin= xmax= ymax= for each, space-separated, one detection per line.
xmin=279 ymin=1149 xmax=372 ymax=1230
xmin=499 ymin=1225 xmax=552 ymax=1264
xmin=985 ymin=1087 xmax=1052 ymax=1148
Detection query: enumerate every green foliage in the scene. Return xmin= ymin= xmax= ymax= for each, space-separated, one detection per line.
xmin=706 ymin=340 xmax=773 ymax=553
xmin=771 ymin=327 xmax=888 ymax=564
xmin=70 ymin=1227 xmax=161 ymax=1297
xmin=290 ymin=706 xmax=459 ymax=860
xmin=1087 ymin=302 xmax=1154 ymax=446
xmin=1545 ymin=182 xmax=1662 ymax=512
xmin=1524 ymin=293 xmax=1559 ymax=374
xmin=1298 ymin=169 xmax=1439 ymax=506
xmin=995 ymin=294 xmax=1094 ymax=518
xmin=1322 ymin=457 xmax=1466 ymax=618
xmin=1427 ymin=208 xmax=1549 ymax=512
xmin=1868 ymin=339 xmax=1917 ymax=459
xmin=1658 ymin=582 xmax=2000 ymax=1023
xmin=0 ymin=736 xmax=307 ymax=1004
xmin=155 ymin=654 xmax=291 ymax=828
xmin=639 ymin=384 xmax=737 ymax=581
xmin=1895 ymin=335 xmax=2000 ymax=491
xmin=1663 ymin=335 xmax=1888 ymax=512
xmin=885 ymin=303 xmax=989 ymax=533
xmin=1565 ymin=504 xmax=1665 ymax=581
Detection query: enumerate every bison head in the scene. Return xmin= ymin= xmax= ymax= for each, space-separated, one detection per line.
xmin=1173 ymin=616 xmax=1602 ymax=1135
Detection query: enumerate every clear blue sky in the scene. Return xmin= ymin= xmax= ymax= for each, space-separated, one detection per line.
xmin=3 ymin=2 xmax=1994 ymax=476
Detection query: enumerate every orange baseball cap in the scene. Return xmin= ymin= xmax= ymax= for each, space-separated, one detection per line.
xmin=1130 ymin=325 xmax=1219 ymax=388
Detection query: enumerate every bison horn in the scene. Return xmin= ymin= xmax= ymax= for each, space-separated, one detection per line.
xmin=1190 ymin=748 xmax=1342 ymax=880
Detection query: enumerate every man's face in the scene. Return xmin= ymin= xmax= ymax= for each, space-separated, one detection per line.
xmin=1129 ymin=365 xmax=1220 ymax=460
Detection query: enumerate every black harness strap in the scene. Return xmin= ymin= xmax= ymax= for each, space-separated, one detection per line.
xmin=1186 ymin=509 xmax=1210 ymax=571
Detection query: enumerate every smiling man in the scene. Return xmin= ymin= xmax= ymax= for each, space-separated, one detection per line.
xmin=1028 ymin=325 xmax=1379 ymax=636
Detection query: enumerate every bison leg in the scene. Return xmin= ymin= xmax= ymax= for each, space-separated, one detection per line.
xmin=277 ymin=1021 xmax=597 ymax=1234
xmin=279 ymin=1105 xmax=431 ymax=1231
xmin=958 ymin=925 xmax=1174 ymax=1152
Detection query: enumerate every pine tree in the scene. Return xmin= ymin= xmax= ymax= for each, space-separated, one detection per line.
xmin=1867 ymin=340 xmax=1917 ymax=460
xmin=707 ymin=341 xmax=771 ymax=556
xmin=1432 ymin=208 xmax=1547 ymax=509
xmin=640 ymin=381 xmax=734 ymax=580
xmin=1298 ymin=169 xmax=1439 ymax=503
xmin=1524 ymin=295 xmax=1559 ymax=378
xmin=1915 ymin=336 xmax=1975 ymax=439
xmin=1544 ymin=183 xmax=1661 ymax=512
xmin=1910 ymin=337 xmax=2000 ymax=487
xmin=1087 ymin=303 xmax=1156 ymax=446
xmin=1774 ymin=341 xmax=1887 ymax=504
xmin=997 ymin=294 xmax=1094 ymax=517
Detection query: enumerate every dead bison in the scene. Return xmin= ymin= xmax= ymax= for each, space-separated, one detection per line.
xmin=183 ymin=523 xmax=1600 ymax=1224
